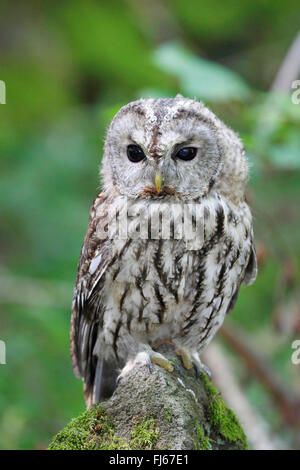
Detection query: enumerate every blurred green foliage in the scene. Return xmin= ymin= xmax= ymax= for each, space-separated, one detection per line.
xmin=154 ymin=42 xmax=251 ymax=101
xmin=0 ymin=0 xmax=300 ymax=449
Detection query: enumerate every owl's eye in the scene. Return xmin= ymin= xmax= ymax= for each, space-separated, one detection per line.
xmin=127 ymin=144 xmax=146 ymax=163
xmin=175 ymin=147 xmax=197 ymax=161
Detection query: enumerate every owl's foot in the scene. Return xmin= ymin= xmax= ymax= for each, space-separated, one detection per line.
xmin=150 ymin=351 xmax=174 ymax=372
xmin=117 ymin=350 xmax=174 ymax=384
xmin=176 ymin=348 xmax=212 ymax=379
xmin=175 ymin=348 xmax=194 ymax=370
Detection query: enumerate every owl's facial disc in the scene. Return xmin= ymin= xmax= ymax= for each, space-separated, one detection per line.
xmin=103 ymin=98 xmax=223 ymax=200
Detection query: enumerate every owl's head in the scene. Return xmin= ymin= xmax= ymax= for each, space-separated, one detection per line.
xmin=101 ymin=96 xmax=248 ymax=203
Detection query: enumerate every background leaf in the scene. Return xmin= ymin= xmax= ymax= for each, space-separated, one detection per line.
xmin=154 ymin=42 xmax=251 ymax=102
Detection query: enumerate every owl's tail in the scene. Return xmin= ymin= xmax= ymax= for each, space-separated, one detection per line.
xmin=84 ymin=357 xmax=119 ymax=407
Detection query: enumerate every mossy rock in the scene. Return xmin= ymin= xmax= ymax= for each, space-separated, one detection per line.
xmin=49 ymin=346 xmax=248 ymax=450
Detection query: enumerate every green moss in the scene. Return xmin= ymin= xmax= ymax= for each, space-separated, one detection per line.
xmin=48 ymin=405 xmax=130 ymax=450
xmin=194 ymin=422 xmax=211 ymax=450
xmin=130 ymin=419 xmax=159 ymax=450
xmin=47 ymin=405 xmax=102 ymax=450
xmin=164 ymin=406 xmax=172 ymax=423
xmin=201 ymin=374 xmax=248 ymax=450
xmin=48 ymin=405 xmax=159 ymax=450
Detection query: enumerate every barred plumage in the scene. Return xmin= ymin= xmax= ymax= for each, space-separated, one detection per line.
xmin=71 ymin=96 xmax=257 ymax=406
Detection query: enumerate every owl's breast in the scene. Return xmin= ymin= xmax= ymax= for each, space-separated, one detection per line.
xmin=106 ymin=236 xmax=194 ymax=333
xmin=100 ymin=194 xmax=254 ymax=357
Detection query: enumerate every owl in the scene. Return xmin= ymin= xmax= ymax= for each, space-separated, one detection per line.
xmin=71 ymin=96 xmax=257 ymax=407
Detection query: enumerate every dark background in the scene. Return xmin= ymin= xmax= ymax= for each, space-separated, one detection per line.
xmin=0 ymin=0 xmax=299 ymax=449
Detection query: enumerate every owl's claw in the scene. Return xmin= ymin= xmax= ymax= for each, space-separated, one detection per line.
xmin=192 ymin=361 xmax=201 ymax=378
xmin=172 ymin=362 xmax=183 ymax=377
xmin=146 ymin=358 xmax=153 ymax=373
xmin=192 ymin=360 xmax=211 ymax=379
xmin=200 ymin=363 xmax=212 ymax=379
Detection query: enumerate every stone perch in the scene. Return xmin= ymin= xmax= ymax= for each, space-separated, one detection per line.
xmin=48 ymin=345 xmax=248 ymax=450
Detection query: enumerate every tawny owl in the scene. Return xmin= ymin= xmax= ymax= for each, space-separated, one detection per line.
xmin=71 ymin=96 xmax=257 ymax=407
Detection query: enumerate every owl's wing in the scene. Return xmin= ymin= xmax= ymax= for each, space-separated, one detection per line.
xmin=243 ymin=237 xmax=257 ymax=286
xmin=226 ymin=235 xmax=257 ymax=315
xmin=70 ymin=192 xmax=114 ymax=404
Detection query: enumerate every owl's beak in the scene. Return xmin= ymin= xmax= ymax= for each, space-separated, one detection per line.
xmin=155 ymin=171 xmax=163 ymax=194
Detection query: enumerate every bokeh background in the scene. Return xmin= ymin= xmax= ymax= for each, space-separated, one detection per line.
xmin=0 ymin=0 xmax=300 ymax=450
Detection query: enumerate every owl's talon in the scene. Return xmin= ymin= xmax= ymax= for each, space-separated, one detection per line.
xmin=192 ymin=356 xmax=212 ymax=379
xmin=146 ymin=358 xmax=153 ymax=373
xmin=192 ymin=361 xmax=201 ymax=378
xmin=201 ymin=363 xmax=212 ymax=380
xmin=172 ymin=362 xmax=183 ymax=377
